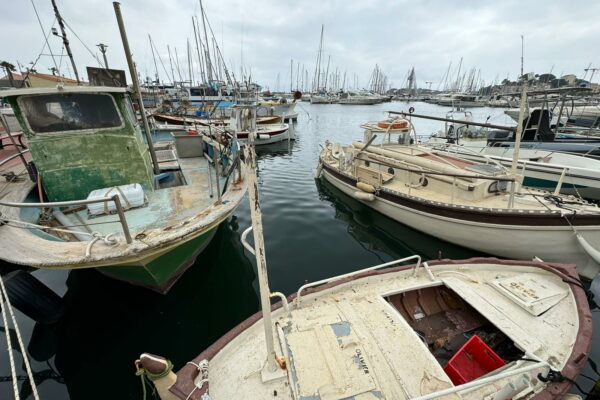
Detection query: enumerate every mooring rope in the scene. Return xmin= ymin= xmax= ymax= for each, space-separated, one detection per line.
xmin=0 ymin=273 xmax=40 ymax=400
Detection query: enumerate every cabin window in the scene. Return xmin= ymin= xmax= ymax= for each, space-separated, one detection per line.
xmin=124 ymin=95 xmax=139 ymax=127
xmin=19 ymin=93 xmax=123 ymax=134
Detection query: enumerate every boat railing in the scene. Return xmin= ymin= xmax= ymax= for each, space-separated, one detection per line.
xmin=0 ymin=149 xmax=30 ymax=169
xmin=422 ymin=142 xmax=509 ymax=171
xmin=0 ymin=195 xmax=133 ymax=244
xmin=295 ymin=255 xmax=422 ymax=306
xmin=411 ymin=359 xmax=548 ymax=400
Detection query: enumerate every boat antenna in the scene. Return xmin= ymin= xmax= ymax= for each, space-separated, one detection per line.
xmin=50 ymin=0 xmax=80 ymax=84
xmin=97 ymin=43 xmax=109 ymax=68
xmin=508 ymin=83 xmax=528 ymax=208
xmin=113 ymin=2 xmax=161 ymax=175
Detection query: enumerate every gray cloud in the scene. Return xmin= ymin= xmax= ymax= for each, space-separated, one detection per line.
xmin=2 ymin=0 xmax=599 ymax=90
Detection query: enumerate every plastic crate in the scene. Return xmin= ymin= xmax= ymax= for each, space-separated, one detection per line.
xmin=443 ymin=335 xmax=505 ymax=385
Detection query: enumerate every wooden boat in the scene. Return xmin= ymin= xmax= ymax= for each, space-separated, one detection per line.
xmin=0 ymin=86 xmax=247 ymax=293
xmin=317 ymin=117 xmax=600 ymax=279
xmin=137 ymin=256 xmax=593 ymax=400
xmin=151 ymin=112 xmax=281 ymax=126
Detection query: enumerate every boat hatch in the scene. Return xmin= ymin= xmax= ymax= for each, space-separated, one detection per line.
xmin=490 ymin=273 xmax=568 ymax=316
xmin=386 ymin=286 xmax=523 ymax=376
xmin=282 ymin=320 xmax=382 ymax=399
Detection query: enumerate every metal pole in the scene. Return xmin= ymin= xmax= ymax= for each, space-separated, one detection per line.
xmin=389 ymin=111 xmax=517 ymax=132
xmin=0 ymin=115 xmax=28 ymax=169
xmin=554 ymin=95 xmax=566 ymax=135
xmin=509 ymin=84 xmax=528 ymax=208
xmin=213 ymin=150 xmax=221 ymax=204
xmin=97 ymin=43 xmax=109 ymax=69
xmin=51 ymin=0 xmax=80 ymax=84
xmin=113 ymin=2 xmax=160 ymax=175
xmin=242 ymin=124 xmax=279 ymax=375
xmin=112 ymin=195 xmax=133 ymax=244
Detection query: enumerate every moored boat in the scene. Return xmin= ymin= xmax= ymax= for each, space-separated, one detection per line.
xmin=317 ymin=116 xmax=600 ymax=279
xmin=137 ymin=255 xmax=593 ymax=399
xmin=0 ymin=85 xmax=247 ymax=292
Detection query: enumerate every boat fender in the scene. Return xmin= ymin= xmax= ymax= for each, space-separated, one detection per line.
xmin=353 ymin=191 xmax=376 ymax=201
xmin=591 ymin=274 xmax=600 ymax=307
xmin=315 ymin=163 xmax=323 ymax=179
xmin=356 ymin=181 xmax=376 ymax=193
xmin=136 ymin=353 xmax=179 ymax=400
xmin=3 ymin=270 xmax=65 ymax=324
xmin=258 ymin=133 xmax=270 ymax=140
xmin=576 ymin=233 xmax=600 ymax=265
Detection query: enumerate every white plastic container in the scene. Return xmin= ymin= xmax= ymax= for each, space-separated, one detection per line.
xmin=86 ymin=183 xmax=145 ymax=216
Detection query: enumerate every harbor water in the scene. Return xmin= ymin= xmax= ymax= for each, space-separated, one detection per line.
xmin=1 ymin=102 xmax=598 ymax=399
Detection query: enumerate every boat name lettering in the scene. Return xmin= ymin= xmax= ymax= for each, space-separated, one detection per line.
xmin=355 ymin=348 xmax=370 ymax=374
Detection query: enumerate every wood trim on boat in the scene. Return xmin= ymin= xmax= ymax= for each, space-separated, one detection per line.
xmin=169 ymin=258 xmax=593 ymax=400
xmin=321 ymin=161 xmax=600 ymax=227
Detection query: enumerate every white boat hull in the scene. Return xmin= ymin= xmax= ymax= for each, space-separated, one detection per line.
xmin=322 ymin=168 xmax=600 ymax=279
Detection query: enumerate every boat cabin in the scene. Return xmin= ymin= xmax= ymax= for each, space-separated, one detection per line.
xmin=2 ymin=86 xmax=154 ymax=202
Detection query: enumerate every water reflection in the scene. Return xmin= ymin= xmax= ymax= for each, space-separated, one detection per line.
xmin=13 ymin=216 xmax=257 ymax=399
xmin=316 ymin=177 xmax=479 ymax=261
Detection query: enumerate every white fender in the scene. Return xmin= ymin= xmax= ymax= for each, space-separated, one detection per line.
xmin=576 ymin=233 xmax=600 ymax=265
xmin=353 ymin=191 xmax=375 ymax=202
xmin=315 ymin=163 xmax=323 ymax=179
xmin=356 ymin=182 xmax=376 ymax=193
xmin=258 ymin=133 xmax=271 ymax=140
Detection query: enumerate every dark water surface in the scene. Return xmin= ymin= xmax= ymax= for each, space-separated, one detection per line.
xmin=1 ymin=102 xmax=598 ymax=399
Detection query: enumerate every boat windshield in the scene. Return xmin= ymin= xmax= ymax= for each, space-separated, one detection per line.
xmin=19 ymin=93 xmax=123 ymax=134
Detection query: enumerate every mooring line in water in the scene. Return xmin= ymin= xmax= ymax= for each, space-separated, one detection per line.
xmin=0 ymin=273 xmax=40 ymax=400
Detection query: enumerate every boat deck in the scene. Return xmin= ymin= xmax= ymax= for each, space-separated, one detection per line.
xmin=329 ymin=143 xmax=600 ymax=215
xmin=177 ymin=261 xmax=585 ymax=399
xmin=67 ymin=156 xmax=218 ymax=237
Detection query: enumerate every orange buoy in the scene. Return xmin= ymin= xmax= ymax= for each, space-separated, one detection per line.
xmin=377 ymin=119 xmax=409 ymax=130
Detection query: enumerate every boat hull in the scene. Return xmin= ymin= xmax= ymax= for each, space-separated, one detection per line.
xmin=98 ymin=226 xmax=217 ymax=293
xmin=320 ymin=165 xmax=600 ymax=279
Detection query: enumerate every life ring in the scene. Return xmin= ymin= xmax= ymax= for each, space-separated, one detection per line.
xmin=377 ymin=119 xmax=409 ymax=130
xmin=408 ymin=107 xmax=415 ymax=114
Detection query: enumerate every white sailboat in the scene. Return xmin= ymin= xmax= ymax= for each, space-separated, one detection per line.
xmin=316 ymin=90 xmax=600 ymax=279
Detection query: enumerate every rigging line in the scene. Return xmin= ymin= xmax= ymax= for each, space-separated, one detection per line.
xmin=29 ymin=0 xmax=61 ymax=77
xmin=149 ymin=36 xmax=174 ymax=84
xmin=21 ymin=18 xmax=57 ymax=86
xmin=62 ymin=19 xmax=104 ymax=68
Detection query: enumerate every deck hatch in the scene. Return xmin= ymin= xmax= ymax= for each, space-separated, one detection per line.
xmin=490 ymin=273 xmax=568 ymax=316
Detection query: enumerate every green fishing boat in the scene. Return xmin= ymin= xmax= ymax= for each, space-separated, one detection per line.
xmin=0 ymin=85 xmax=246 ymax=293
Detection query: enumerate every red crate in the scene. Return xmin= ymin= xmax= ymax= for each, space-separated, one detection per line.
xmin=443 ymin=335 xmax=506 ymax=385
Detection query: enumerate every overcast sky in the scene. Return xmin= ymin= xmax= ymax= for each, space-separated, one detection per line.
xmin=2 ymin=0 xmax=600 ymax=91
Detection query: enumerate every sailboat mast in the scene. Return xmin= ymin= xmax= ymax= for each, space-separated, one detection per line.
xmin=290 ymin=59 xmax=293 ymax=92
xmin=199 ymin=0 xmax=213 ymax=82
xmin=324 ymin=55 xmax=330 ymax=91
xmin=167 ymin=45 xmax=176 ymax=84
xmin=148 ymin=34 xmax=160 ymax=84
xmin=192 ymin=16 xmax=206 ymax=84
xmin=313 ymin=24 xmax=324 ymax=92
xmin=51 ymin=0 xmax=80 ymax=84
